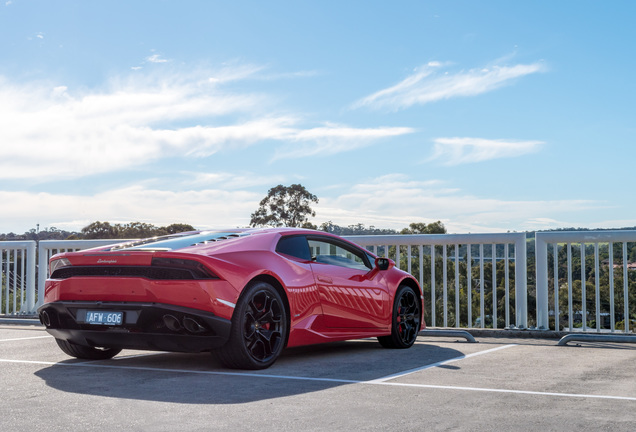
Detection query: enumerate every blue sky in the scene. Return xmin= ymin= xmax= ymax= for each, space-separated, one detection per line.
xmin=1 ymin=1 xmax=635 ymax=234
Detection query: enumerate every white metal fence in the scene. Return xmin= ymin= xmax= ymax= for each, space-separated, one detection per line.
xmin=1 ymin=232 xmax=634 ymax=334
xmin=344 ymin=233 xmax=528 ymax=330
xmin=1 ymin=241 xmax=37 ymax=315
xmin=535 ymin=230 xmax=636 ymax=333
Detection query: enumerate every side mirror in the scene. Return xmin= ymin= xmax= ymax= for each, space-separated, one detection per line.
xmin=360 ymin=257 xmax=396 ymax=281
xmin=375 ymin=257 xmax=394 ymax=271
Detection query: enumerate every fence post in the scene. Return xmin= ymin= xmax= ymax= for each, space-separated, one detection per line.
xmin=37 ymin=243 xmax=50 ymax=309
xmin=535 ymin=233 xmax=550 ymax=329
xmin=515 ymin=234 xmax=528 ymax=328
xmin=24 ymin=242 xmax=37 ymax=313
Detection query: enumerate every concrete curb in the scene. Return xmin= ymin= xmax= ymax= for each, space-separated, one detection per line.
xmin=465 ymin=328 xmax=568 ymax=339
xmin=423 ymin=327 xmax=635 ymax=339
xmin=0 ymin=317 xmax=41 ymax=326
xmin=418 ymin=327 xmax=566 ymax=339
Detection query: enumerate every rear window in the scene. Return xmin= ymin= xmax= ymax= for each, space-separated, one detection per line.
xmin=109 ymin=231 xmax=246 ymax=251
xmin=276 ymin=235 xmax=311 ymax=261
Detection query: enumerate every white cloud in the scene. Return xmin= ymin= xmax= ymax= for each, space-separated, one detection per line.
xmin=272 ymin=124 xmax=414 ymax=160
xmin=208 ymin=62 xmax=266 ymax=83
xmin=146 ymin=54 xmax=169 ymax=63
xmin=0 ymin=74 xmax=265 ymax=180
xmin=0 ymin=186 xmax=261 ymax=233
xmin=353 ymin=60 xmax=545 ymax=110
xmin=429 ymin=137 xmax=545 ymax=165
xmin=314 ymin=174 xmax=602 ymax=233
xmin=182 ymin=171 xmax=289 ymax=189
xmin=0 ymin=69 xmax=405 ymax=180
xmin=0 ymin=173 xmax=623 ymax=235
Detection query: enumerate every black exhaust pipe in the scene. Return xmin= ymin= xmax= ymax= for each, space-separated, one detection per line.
xmin=40 ymin=310 xmax=51 ymax=327
xmin=183 ymin=317 xmax=206 ymax=334
xmin=163 ymin=314 xmax=182 ymax=332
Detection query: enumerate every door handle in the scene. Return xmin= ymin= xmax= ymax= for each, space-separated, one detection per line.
xmin=317 ymin=275 xmax=333 ymax=284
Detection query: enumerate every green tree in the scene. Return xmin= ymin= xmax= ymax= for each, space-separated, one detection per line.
xmin=79 ymin=221 xmax=195 ymax=239
xmin=119 ymin=222 xmax=158 ymax=239
xmin=250 ymin=184 xmax=318 ymax=228
xmin=161 ymin=223 xmax=195 ymax=234
xmin=81 ymin=221 xmax=120 ymax=239
xmin=400 ymin=221 xmax=447 ymax=235
xmin=395 ymin=221 xmax=447 ymax=284
xmin=319 ymin=221 xmax=397 ymax=235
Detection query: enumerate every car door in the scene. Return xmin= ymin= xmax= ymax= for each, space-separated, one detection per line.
xmin=307 ymin=235 xmax=389 ymax=329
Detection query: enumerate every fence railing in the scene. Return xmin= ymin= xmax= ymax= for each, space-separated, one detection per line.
xmin=1 ymin=231 xmax=634 ymax=334
xmin=344 ymin=233 xmax=528 ymax=330
xmin=535 ymin=230 xmax=636 ymax=333
xmin=1 ymin=241 xmax=37 ymax=315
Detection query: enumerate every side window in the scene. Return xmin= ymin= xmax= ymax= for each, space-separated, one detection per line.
xmin=276 ymin=235 xmax=311 ymax=261
xmin=307 ymin=238 xmax=371 ymax=271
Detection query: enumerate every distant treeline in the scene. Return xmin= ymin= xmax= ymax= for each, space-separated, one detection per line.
xmin=0 ymin=220 xmax=447 ymax=241
xmin=0 ymin=221 xmax=195 ymax=241
xmin=524 ymin=226 xmax=636 ymax=239
xmin=2 ymin=221 xmax=636 ymax=241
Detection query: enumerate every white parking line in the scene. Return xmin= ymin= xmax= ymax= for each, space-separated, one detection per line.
xmin=0 ymin=358 xmax=361 ymax=383
xmin=369 ymin=344 xmax=518 ymax=383
xmin=0 ymin=336 xmax=52 ymax=342
xmin=1 ymin=357 xmax=635 ymax=402
xmin=114 ymin=352 xmax=169 ymax=360
xmin=373 ymin=381 xmax=636 ymax=401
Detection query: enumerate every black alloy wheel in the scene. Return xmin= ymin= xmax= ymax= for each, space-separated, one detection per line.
xmin=378 ymin=285 xmax=421 ymax=349
xmin=214 ymin=281 xmax=287 ymax=369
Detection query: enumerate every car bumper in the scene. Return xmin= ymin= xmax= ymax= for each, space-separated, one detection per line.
xmin=37 ymin=301 xmax=232 ymax=353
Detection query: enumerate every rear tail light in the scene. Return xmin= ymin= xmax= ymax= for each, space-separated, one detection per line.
xmin=48 ymin=256 xmax=218 ymax=280
xmin=49 ymin=258 xmax=72 ymax=275
xmin=151 ymin=258 xmax=218 ymax=279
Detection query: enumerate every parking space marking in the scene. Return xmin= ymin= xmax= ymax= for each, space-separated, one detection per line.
xmin=0 ymin=336 xmax=52 ymax=342
xmin=369 ymin=344 xmax=518 ymax=383
xmin=2 ymin=356 xmax=635 ymax=402
xmin=0 ymin=358 xmax=361 ymax=383
xmin=114 ymin=352 xmax=170 ymax=359
xmin=376 ymin=381 xmax=636 ymax=401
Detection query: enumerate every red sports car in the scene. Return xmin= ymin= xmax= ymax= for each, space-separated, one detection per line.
xmin=38 ymin=228 xmax=425 ymax=369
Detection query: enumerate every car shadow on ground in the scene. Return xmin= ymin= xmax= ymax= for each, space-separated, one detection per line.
xmin=34 ymin=339 xmax=466 ymax=404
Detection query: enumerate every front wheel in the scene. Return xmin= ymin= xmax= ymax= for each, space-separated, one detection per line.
xmin=378 ymin=285 xmax=421 ymax=349
xmin=55 ymin=339 xmax=122 ymax=360
xmin=213 ymin=281 xmax=287 ymax=369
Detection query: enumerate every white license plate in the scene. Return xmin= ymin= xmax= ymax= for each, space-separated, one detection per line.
xmin=85 ymin=311 xmax=124 ymax=325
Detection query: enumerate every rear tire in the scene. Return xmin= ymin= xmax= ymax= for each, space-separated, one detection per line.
xmin=213 ymin=281 xmax=287 ymax=369
xmin=55 ymin=339 xmax=122 ymax=360
xmin=378 ymin=285 xmax=421 ymax=349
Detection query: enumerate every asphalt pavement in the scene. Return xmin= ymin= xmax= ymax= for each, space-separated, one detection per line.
xmin=1 ymin=323 xmax=634 ymax=431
